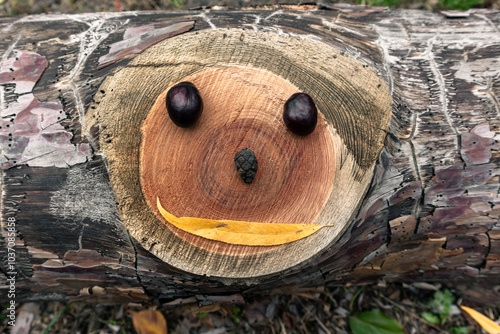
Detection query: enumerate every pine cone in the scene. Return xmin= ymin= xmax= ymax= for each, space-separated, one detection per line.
xmin=234 ymin=148 xmax=258 ymax=184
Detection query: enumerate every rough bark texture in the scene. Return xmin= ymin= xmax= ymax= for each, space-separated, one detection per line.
xmin=1 ymin=4 xmax=499 ymax=305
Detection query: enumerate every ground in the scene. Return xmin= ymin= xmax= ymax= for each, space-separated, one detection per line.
xmin=2 ymin=283 xmax=495 ymax=333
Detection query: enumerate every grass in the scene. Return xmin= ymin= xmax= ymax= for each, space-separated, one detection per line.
xmin=42 ymin=302 xmax=72 ymax=334
xmin=357 ymin=0 xmax=486 ymax=10
xmin=438 ymin=0 xmax=485 ymax=9
xmin=0 ymin=0 xmax=495 ymax=15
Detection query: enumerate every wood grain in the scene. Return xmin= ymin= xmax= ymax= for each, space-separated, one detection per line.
xmin=141 ymin=67 xmax=336 ymax=255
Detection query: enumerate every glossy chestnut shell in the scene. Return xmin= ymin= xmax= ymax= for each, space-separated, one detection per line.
xmin=283 ymin=93 xmax=317 ymax=136
xmin=166 ymin=82 xmax=203 ymax=128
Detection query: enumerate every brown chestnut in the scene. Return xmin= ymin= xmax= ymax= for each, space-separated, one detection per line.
xmin=283 ymin=93 xmax=317 ymax=136
xmin=166 ymin=82 xmax=203 ymax=128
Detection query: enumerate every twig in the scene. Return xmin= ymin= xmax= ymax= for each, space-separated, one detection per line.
xmin=278 ymin=317 xmax=288 ymax=334
xmin=315 ymin=315 xmax=332 ymax=334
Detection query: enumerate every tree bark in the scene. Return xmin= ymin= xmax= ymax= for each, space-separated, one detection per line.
xmin=1 ymin=4 xmax=499 ymax=305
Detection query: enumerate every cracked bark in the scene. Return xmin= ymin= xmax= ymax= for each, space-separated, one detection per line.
xmin=1 ymin=5 xmax=500 ymax=305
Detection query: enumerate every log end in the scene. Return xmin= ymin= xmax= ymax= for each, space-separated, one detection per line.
xmin=141 ymin=66 xmax=336 ymax=256
xmin=86 ymin=28 xmax=392 ymax=278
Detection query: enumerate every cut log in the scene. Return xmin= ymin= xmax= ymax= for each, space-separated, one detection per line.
xmin=0 ymin=4 xmax=499 ymax=305
xmin=93 ymin=34 xmax=391 ymax=277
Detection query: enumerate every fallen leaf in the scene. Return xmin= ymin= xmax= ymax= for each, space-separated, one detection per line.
xmin=349 ymin=309 xmax=405 ymax=334
xmin=460 ymin=305 xmax=500 ymax=334
xmin=132 ymin=310 xmax=167 ymax=334
xmin=157 ymin=197 xmax=331 ymax=246
xmin=421 ymin=311 xmax=440 ymax=324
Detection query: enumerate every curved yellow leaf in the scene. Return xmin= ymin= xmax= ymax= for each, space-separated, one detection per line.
xmin=157 ymin=197 xmax=331 ymax=246
xmin=460 ymin=305 xmax=500 ymax=334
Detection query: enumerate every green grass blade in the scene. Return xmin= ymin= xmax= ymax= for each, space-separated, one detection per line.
xmin=43 ymin=302 xmax=72 ymax=334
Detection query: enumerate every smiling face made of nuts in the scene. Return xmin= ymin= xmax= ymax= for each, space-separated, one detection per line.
xmin=140 ymin=66 xmax=336 ymax=249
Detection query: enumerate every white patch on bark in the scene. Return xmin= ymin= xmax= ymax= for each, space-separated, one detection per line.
xmin=454 ymin=60 xmax=500 ymax=117
xmin=375 ymin=36 xmax=394 ymax=94
xmin=17 ymin=143 xmax=91 ymax=168
xmin=68 ymin=18 xmax=106 ymax=81
xmin=453 ymin=58 xmax=500 ymax=83
xmin=472 ymin=122 xmax=495 ymax=138
xmin=1 ymin=31 xmax=22 ymax=62
xmin=478 ymin=77 xmax=500 ymax=118
xmin=359 ymin=244 xmax=388 ymax=266
xmin=371 ymin=23 xmax=409 ymax=96
xmin=197 ymin=12 xmax=216 ymax=30
xmin=0 ymin=85 xmax=4 ymax=114
xmin=0 ymin=93 xmax=91 ymax=168
xmin=71 ymin=81 xmax=86 ymax=128
xmin=49 ymin=167 xmax=119 ymax=226
xmin=419 ymin=35 xmax=459 ymax=140
xmin=343 ymin=45 xmax=361 ymax=60
xmin=55 ymin=15 xmax=128 ymax=130
xmin=259 ymin=26 xmax=322 ymax=42
xmin=264 ymin=10 xmax=283 ymax=21
xmin=288 ymin=31 xmax=321 ymax=42
xmin=473 ymin=13 xmax=500 ymax=34
xmin=0 ymin=50 xmax=47 ymax=94
xmin=321 ymin=19 xmax=367 ymax=37
xmin=77 ymin=224 xmax=86 ymax=250
xmin=407 ymin=114 xmax=423 ymax=189
xmin=14 ymin=12 xmax=135 ymax=23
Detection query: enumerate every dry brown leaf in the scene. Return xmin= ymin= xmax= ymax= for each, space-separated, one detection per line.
xmin=460 ymin=306 xmax=500 ymax=334
xmin=157 ymin=197 xmax=331 ymax=246
xmin=132 ymin=310 xmax=167 ymax=334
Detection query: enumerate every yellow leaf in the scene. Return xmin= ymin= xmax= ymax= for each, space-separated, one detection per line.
xmin=132 ymin=310 xmax=167 ymax=334
xmin=461 ymin=305 xmax=500 ymax=334
xmin=157 ymin=197 xmax=331 ymax=246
